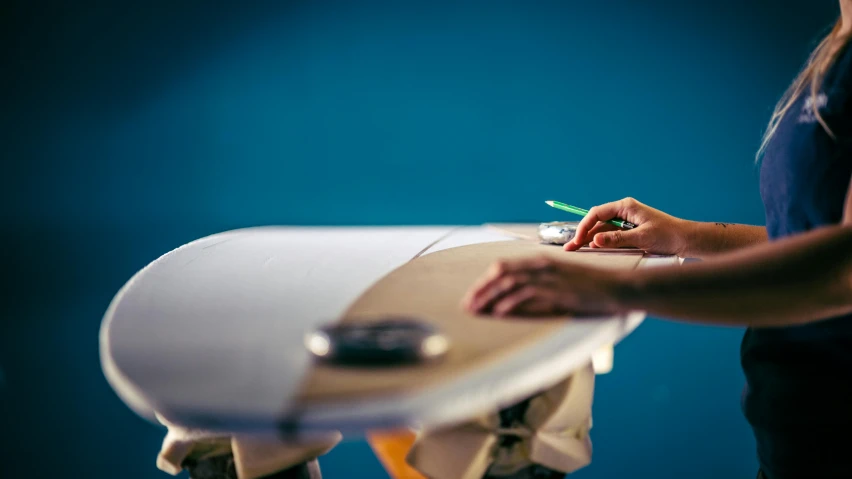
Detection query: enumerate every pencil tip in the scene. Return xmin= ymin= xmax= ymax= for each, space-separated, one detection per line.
xmin=545 ymin=200 xmax=554 ymax=206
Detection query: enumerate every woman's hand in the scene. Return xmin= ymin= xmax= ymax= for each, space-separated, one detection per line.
xmin=461 ymin=255 xmax=630 ymax=317
xmin=565 ymin=197 xmax=690 ymax=255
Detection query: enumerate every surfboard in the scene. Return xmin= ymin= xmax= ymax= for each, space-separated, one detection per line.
xmin=100 ymin=226 xmax=669 ymax=436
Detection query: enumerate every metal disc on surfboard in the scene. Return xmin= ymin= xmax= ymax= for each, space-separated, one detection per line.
xmin=305 ymin=318 xmax=450 ymax=366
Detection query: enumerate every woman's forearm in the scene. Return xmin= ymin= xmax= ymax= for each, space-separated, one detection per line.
xmin=618 ymin=224 xmax=852 ymax=328
xmin=680 ymin=221 xmax=768 ymax=258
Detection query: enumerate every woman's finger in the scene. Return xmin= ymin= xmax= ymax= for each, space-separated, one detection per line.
xmin=493 ymin=286 xmax=564 ymax=316
xmin=462 ymin=255 xmax=558 ymax=308
xmin=567 ymin=223 xmax=618 ymax=250
xmin=463 ymin=254 xmax=565 ymax=311
xmin=502 ymin=289 xmax=563 ymax=316
xmin=592 ymin=227 xmax=646 ymax=248
xmin=564 ymin=240 xmax=583 ymax=251
xmin=492 ymin=286 xmax=541 ymax=316
xmin=586 ymin=222 xmax=619 ymax=238
xmin=465 ymin=267 xmax=564 ymax=313
xmin=466 ymin=272 xmax=530 ymax=313
xmin=570 ymin=198 xmax=640 ymax=248
xmin=514 ymin=298 xmax=561 ymax=316
xmin=462 ymin=261 xmax=517 ymax=307
xmin=571 ymin=202 xmax=623 ymax=248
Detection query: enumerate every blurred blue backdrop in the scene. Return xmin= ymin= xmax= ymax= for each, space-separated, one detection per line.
xmin=0 ymin=1 xmax=841 ymax=478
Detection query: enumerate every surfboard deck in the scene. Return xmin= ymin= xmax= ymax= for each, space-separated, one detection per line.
xmin=100 ymin=226 xmax=670 ymax=435
xmin=295 ymin=241 xmax=642 ymax=405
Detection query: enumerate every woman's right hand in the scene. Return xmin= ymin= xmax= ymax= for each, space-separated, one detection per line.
xmin=565 ymin=197 xmax=691 ymax=255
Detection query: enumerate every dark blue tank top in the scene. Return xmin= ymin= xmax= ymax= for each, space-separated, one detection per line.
xmin=743 ymin=42 xmax=852 ymax=479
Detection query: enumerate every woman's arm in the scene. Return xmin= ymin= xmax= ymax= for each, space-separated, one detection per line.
xmin=464 ymin=179 xmax=852 ymax=328
xmin=620 ymin=223 xmax=852 ymax=327
xmin=679 ymin=221 xmax=768 ymax=258
xmin=563 ymin=198 xmax=767 ymax=258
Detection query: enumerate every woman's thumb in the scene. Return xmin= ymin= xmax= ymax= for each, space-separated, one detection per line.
xmin=593 ymin=229 xmax=639 ymax=248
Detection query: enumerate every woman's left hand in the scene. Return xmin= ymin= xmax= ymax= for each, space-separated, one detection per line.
xmin=461 ymin=255 xmax=631 ymax=317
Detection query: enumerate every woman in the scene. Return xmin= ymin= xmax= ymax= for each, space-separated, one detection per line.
xmin=463 ymin=4 xmax=852 ymax=479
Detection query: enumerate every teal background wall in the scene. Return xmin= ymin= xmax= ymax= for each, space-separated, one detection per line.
xmin=1 ymin=1 xmax=841 ymax=477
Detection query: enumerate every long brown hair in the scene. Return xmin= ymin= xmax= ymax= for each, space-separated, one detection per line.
xmin=757 ymin=19 xmax=850 ymax=160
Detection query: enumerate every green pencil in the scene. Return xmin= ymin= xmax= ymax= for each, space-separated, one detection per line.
xmin=545 ymin=200 xmax=637 ymax=229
